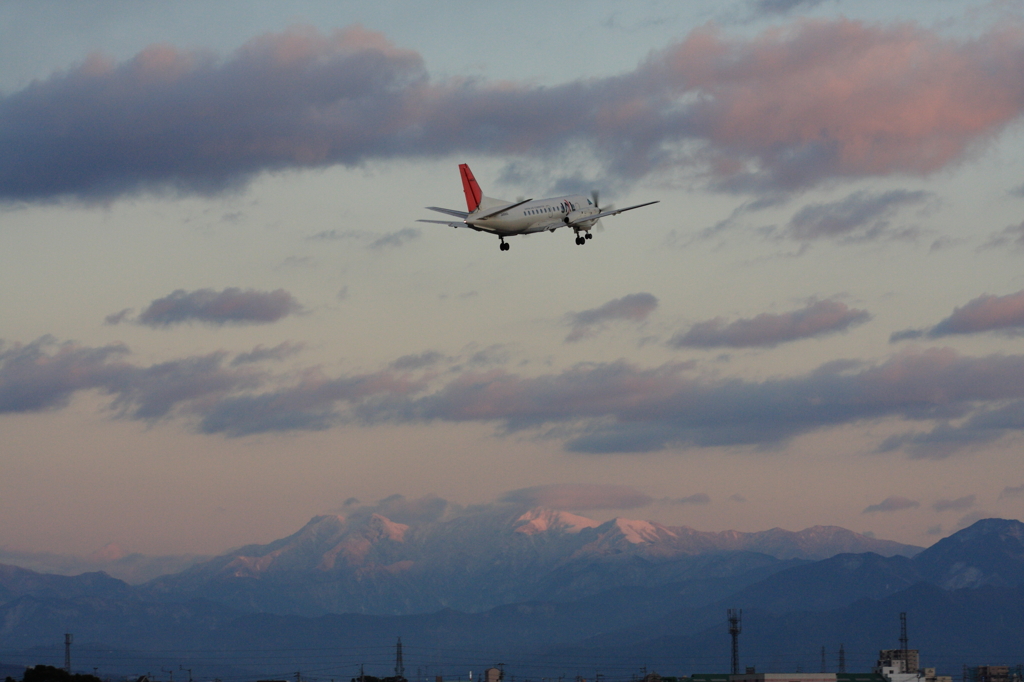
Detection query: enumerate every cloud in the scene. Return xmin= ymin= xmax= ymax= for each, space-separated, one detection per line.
xmin=730 ymin=493 xmax=747 ymax=502
xmin=0 ymin=336 xmax=421 ymax=434
xmin=889 ymin=328 xmax=925 ymax=343
xmin=230 ymin=342 xmax=305 ymax=365
xmin=984 ymin=221 xmax=1024 ymax=249
xmin=565 ymin=293 xmax=658 ymax=342
xmin=5 ymin=21 xmax=1024 ymax=201
xmin=863 ymin=496 xmax=919 ymax=514
xmin=933 ymin=495 xmax=976 ymax=512
xmin=137 ymin=288 xmax=302 ymax=327
xmin=500 ymin=484 xmax=653 ymax=510
xmin=999 ymin=483 xmax=1024 ymax=499
xmin=669 ymin=299 xmax=870 ymax=348
xmin=956 ymin=511 xmax=989 ymax=529
xmin=394 ymin=348 xmax=1024 ymax=454
xmin=390 ymin=351 xmax=445 ymax=371
xmin=663 ymin=493 xmax=711 ymax=505
xmin=104 ymin=308 xmax=134 ymax=325
xmin=876 ymin=421 xmax=1006 ymax=459
xmin=0 ymin=336 xmax=259 ymax=419
xmin=928 ymin=289 xmax=1024 ymax=337
xmin=196 ymin=368 xmax=422 ymax=436
xmin=746 ymin=0 xmax=828 ymax=16
xmin=926 ymin=524 xmax=944 ymax=535
xmin=369 ymin=228 xmax=420 ymax=250
xmin=12 ymin=337 xmax=1024 ymax=454
xmin=785 ymin=190 xmax=931 ymax=241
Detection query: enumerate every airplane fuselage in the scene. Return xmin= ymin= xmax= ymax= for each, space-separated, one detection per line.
xmin=471 ymin=195 xmax=599 ymax=235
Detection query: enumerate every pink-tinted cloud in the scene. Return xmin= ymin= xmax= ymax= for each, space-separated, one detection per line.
xmin=929 ymin=289 xmax=1024 ymax=337
xmin=137 ymin=288 xmax=302 ymax=327
xmin=3 ymin=20 xmax=1024 ymax=200
xmin=500 ymin=484 xmax=654 ymax=510
xmin=669 ymin=299 xmax=870 ymax=348
xmin=674 ymin=21 xmax=1024 ymax=191
xmin=863 ymin=496 xmax=919 ymax=514
xmin=565 ymin=293 xmax=658 ymax=342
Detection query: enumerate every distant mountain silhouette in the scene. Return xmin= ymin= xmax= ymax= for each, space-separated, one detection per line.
xmin=141 ymin=506 xmax=920 ymax=616
xmin=0 ymin=563 xmax=130 ymax=603
xmin=912 ymin=517 xmax=1024 ymax=588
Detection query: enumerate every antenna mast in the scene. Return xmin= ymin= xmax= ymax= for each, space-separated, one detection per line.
xmin=728 ymin=609 xmax=742 ymax=675
xmin=395 ymin=637 xmax=405 ymax=679
xmin=900 ymin=612 xmax=909 ymax=673
xmin=64 ymin=633 xmax=73 ymax=673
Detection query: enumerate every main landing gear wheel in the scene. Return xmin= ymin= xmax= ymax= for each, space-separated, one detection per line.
xmin=499 ymin=240 xmax=509 ymax=251
xmin=585 ymin=232 xmax=592 ymax=239
xmin=575 ymin=236 xmax=586 ymax=245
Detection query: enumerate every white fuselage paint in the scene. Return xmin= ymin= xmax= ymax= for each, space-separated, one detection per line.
xmin=471 ymin=195 xmax=599 ymax=235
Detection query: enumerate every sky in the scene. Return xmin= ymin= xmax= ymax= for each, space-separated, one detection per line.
xmin=2 ymin=0 xmax=1024 ymax=560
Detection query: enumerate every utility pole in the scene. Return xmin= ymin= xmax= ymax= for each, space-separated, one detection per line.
xmin=728 ymin=609 xmax=742 ymax=675
xmin=821 ymin=646 xmax=827 ymax=673
xmin=180 ymin=667 xmax=193 ymax=682
xmin=64 ymin=633 xmax=73 ymax=673
xmin=838 ymin=645 xmax=846 ymax=674
xmin=395 ymin=638 xmax=405 ymax=680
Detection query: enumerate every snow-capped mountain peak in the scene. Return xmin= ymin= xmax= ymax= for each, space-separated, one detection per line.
xmin=610 ymin=517 xmax=676 ymax=544
xmin=514 ymin=508 xmax=601 ymax=535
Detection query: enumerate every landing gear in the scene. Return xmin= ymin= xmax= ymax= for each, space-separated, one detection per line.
xmin=499 ymin=239 xmax=510 ymax=251
xmin=575 ymin=236 xmax=585 ymax=245
xmin=585 ymin=232 xmax=592 ymax=239
xmin=574 ymin=231 xmax=591 ymax=245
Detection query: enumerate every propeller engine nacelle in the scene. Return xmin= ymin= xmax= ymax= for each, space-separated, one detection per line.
xmin=564 ymin=210 xmax=593 ymax=226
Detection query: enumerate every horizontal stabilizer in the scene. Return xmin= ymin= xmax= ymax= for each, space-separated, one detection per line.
xmin=417 ymin=219 xmax=461 ymax=225
xmin=426 ymin=206 xmax=470 ymax=219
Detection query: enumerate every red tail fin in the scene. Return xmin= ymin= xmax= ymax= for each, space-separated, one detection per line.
xmin=459 ymin=163 xmax=483 ymax=212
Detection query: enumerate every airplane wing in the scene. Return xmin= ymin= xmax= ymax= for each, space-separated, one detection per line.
xmin=426 ymin=206 xmax=470 ymax=219
xmin=566 ymin=200 xmax=660 ymax=227
xmin=417 ymin=219 xmax=498 ymax=235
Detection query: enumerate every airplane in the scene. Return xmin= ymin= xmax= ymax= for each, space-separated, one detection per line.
xmin=418 ymin=164 xmax=658 ymax=251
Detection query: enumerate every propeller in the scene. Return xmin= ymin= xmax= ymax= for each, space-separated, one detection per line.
xmin=591 ymin=190 xmax=614 ymax=232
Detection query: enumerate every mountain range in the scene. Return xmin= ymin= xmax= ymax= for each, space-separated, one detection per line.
xmin=0 ymin=509 xmax=1021 ymax=682
xmin=142 ymin=505 xmax=921 ymax=615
